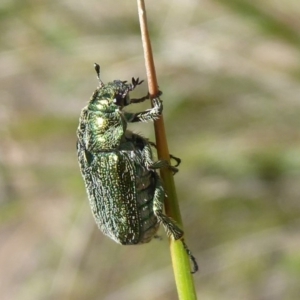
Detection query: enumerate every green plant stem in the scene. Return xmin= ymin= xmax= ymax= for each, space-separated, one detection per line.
xmin=137 ymin=1 xmax=197 ymax=299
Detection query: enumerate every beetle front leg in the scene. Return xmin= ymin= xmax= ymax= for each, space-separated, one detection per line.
xmin=125 ymin=97 xmax=163 ymax=123
xmin=130 ymin=90 xmax=162 ymax=104
xmin=130 ymin=92 xmax=150 ymax=104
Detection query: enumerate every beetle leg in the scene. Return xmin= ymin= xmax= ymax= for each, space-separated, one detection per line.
xmin=130 ymin=92 xmax=150 ymax=104
xmin=142 ymin=142 xmax=178 ymax=173
xmin=152 ymin=174 xmax=198 ymax=273
xmin=152 ymin=174 xmax=184 ymax=240
xmin=182 ymin=240 xmax=199 ymax=274
xmin=148 ymin=141 xmax=181 ymax=168
xmin=125 ymin=97 xmax=163 ymax=123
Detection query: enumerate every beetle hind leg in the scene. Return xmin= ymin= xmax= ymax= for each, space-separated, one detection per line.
xmin=152 ymin=174 xmax=184 ymax=240
xmin=152 ymin=173 xmax=198 ymax=274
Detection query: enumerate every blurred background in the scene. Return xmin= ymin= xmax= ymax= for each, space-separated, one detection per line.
xmin=1 ymin=0 xmax=300 ymax=299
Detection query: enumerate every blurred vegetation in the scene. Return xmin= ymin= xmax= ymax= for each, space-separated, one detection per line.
xmin=1 ymin=0 xmax=300 ymax=299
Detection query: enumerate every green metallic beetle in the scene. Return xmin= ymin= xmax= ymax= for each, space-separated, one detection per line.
xmin=77 ymin=64 xmax=198 ymax=273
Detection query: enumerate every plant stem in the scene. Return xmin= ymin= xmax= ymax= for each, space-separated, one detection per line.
xmin=137 ymin=1 xmax=198 ymax=299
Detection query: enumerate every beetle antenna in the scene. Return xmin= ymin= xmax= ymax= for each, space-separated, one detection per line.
xmin=94 ymin=63 xmax=104 ymax=87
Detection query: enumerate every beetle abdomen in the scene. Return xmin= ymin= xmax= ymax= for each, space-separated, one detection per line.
xmin=78 ymin=147 xmax=159 ymax=245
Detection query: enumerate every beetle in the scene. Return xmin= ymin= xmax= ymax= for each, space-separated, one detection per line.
xmin=77 ymin=63 xmax=198 ymax=273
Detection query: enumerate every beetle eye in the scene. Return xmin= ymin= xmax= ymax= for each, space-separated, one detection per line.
xmin=124 ymin=94 xmax=130 ymax=106
xmin=114 ymin=94 xmax=125 ymax=107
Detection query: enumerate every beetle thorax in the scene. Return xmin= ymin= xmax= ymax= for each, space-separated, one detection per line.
xmin=89 ymin=109 xmax=127 ymax=151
